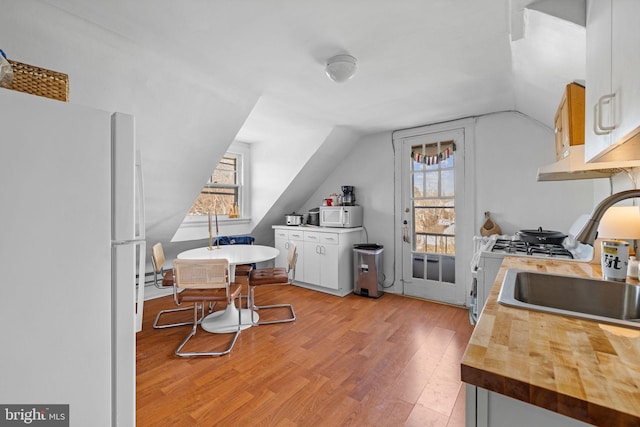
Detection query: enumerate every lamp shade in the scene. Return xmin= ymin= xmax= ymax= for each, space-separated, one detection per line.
xmin=597 ymin=206 xmax=640 ymax=239
xmin=325 ymin=54 xmax=357 ymax=83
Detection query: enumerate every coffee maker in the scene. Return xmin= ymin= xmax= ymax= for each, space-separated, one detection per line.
xmin=342 ymin=186 xmax=356 ymax=206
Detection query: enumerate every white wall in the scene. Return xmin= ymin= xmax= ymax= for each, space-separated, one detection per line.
xmin=593 ymin=169 xmax=640 ymax=201
xmin=300 ymin=131 xmax=396 ymax=288
xmin=302 ymin=111 xmax=599 ymax=297
xmin=474 ymin=112 xmax=596 ymax=234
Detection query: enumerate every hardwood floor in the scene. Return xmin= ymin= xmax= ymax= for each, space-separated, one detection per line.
xmin=137 ymin=284 xmax=474 ymax=426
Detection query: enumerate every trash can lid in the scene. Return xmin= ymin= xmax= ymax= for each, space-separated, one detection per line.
xmin=353 ymin=243 xmax=383 ymax=250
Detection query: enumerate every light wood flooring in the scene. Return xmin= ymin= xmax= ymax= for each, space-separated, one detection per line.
xmin=137 ymin=284 xmax=474 ymax=426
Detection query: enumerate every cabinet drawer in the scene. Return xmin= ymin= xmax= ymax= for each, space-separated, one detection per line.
xmin=320 ymin=234 xmax=339 ymax=245
xmin=275 ymin=230 xmax=289 ymax=240
xmin=304 ymin=231 xmax=321 ymax=242
xmin=288 ymin=230 xmax=304 ymax=241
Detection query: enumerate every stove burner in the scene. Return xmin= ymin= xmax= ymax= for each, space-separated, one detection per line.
xmin=491 ymin=238 xmax=573 ymax=259
xmin=492 ymin=239 xmax=528 ymax=254
xmin=527 ymin=245 xmax=573 ymax=259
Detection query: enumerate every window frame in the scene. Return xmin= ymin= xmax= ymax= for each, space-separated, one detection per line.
xmin=183 ymin=141 xmax=251 ymax=226
xmin=202 ymin=153 xmax=242 ymax=216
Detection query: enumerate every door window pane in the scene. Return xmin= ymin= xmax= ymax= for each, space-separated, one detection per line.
xmin=424 ymin=171 xmax=439 ymax=196
xmin=412 ymin=172 xmax=424 ymax=198
xmin=442 ymin=255 xmax=455 ymax=283
xmin=426 ymin=255 xmax=439 ymax=281
xmin=441 ymin=170 xmax=454 ymax=197
xmin=412 ymin=254 xmax=425 ymax=279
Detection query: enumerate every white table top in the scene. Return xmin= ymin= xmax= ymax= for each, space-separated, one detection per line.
xmin=177 ymin=244 xmax=279 ymax=265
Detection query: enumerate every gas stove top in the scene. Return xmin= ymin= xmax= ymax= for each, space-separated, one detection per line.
xmin=491 ymin=238 xmax=574 ymax=259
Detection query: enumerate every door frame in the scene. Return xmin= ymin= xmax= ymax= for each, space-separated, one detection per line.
xmin=392 ymin=118 xmax=476 ymax=306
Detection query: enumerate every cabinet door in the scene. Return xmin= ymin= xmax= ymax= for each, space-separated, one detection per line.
xmin=303 ymin=231 xmax=321 ymax=285
xmin=611 ymin=0 xmax=640 ymax=146
xmin=554 ymin=96 xmax=569 ymax=160
xmin=274 ymin=229 xmax=289 ymax=269
xmin=303 ymin=241 xmax=321 ymax=285
xmin=585 ymin=0 xmax=613 ymax=161
xmin=319 ymin=235 xmax=340 ymax=290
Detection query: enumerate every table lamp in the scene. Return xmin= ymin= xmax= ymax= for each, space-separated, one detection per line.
xmin=596 ymin=206 xmax=640 ymax=271
xmin=598 ymin=205 xmax=640 ymax=244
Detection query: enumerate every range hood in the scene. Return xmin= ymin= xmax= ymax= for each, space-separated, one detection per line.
xmin=537 ymin=145 xmax=640 ymax=181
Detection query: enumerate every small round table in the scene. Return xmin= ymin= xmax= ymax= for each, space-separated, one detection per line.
xmin=177 ymin=245 xmax=279 ymax=333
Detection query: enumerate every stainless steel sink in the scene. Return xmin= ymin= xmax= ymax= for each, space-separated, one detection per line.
xmin=498 ymin=269 xmax=640 ymax=329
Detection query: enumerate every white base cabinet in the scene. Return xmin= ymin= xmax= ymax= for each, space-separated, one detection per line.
xmin=273 ymin=226 xmax=364 ymax=296
xmin=465 ymin=385 xmax=590 ymax=427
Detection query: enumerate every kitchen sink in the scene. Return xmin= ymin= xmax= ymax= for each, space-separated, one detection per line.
xmin=498 ymin=269 xmax=640 ymax=329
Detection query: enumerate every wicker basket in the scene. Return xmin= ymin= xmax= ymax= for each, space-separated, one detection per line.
xmin=0 ymin=59 xmax=69 ymax=102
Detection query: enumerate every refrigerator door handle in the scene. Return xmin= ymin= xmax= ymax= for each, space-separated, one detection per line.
xmin=111 ymin=237 xmax=147 ymax=334
xmin=134 ymin=149 xmax=146 ymax=241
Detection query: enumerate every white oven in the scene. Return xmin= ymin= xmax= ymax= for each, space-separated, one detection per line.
xmin=469 ymin=236 xmax=501 ymax=325
xmin=470 ymin=237 xmax=509 ymax=325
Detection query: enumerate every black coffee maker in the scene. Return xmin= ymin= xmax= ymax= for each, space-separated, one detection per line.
xmin=342 ymin=186 xmax=356 ymax=205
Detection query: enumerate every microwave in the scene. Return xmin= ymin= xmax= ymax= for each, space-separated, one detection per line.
xmin=320 ymin=206 xmax=363 ymax=228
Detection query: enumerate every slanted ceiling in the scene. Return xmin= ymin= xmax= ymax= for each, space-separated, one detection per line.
xmin=1 ymin=0 xmax=585 ymax=253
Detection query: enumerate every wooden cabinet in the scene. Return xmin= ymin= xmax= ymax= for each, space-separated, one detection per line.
xmin=273 ymin=226 xmax=363 ymax=296
xmin=585 ymin=0 xmax=640 ymax=162
xmin=554 ymin=83 xmax=585 ymax=160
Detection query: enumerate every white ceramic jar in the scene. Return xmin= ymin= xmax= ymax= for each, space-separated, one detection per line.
xmin=601 ymin=240 xmax=629 ymax=282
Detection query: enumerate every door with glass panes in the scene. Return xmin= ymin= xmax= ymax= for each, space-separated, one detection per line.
xmin=400 ymin=129 xmax=465 ymax=304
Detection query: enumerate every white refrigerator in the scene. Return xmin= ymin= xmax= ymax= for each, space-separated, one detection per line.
xmin=0 ymin=89 xmax=143 ymax=426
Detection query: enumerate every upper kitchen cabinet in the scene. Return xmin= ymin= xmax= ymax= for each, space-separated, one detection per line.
xmin=585 ymin=0 xmax=640 ymax=162
xmin=554 ymin=83 xmax=585 ymax=160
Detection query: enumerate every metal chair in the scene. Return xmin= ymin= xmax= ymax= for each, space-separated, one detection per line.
xmin=248 ymin=242 xmax=297 ymax=325
xmin=173 ymin=258 xmax=243 ymax=357
xmin=213 ymin=235 xmax=255 ymax=302
xmin=151 ymin=243 xmax=195 ymax=329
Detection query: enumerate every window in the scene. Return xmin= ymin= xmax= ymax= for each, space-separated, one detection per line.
xmin=187 ymin=143 xmax=249 ymax=219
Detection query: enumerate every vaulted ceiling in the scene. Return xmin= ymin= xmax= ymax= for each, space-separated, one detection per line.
xmin=43 ymin=0 xmax=585 ymax=135
xmin=5 ymin=0 xmax=586 ymax=249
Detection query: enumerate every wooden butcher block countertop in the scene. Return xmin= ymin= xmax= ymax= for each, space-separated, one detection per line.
xmin=461 ymin=256 xmax=640 ymax=426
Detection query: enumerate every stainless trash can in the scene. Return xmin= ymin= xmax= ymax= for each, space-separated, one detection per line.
xmin=353 ymin=243 xmax=384 ymax=298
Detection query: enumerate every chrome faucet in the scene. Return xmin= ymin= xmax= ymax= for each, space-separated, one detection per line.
xmin=576 ymin=189 xmax=640 ymax=245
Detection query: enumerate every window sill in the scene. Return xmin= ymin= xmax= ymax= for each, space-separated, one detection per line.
xmin=181 ymin=216 xmax=251 ymax=228
xmin=172 ymin=215 xmax=253 ymax=243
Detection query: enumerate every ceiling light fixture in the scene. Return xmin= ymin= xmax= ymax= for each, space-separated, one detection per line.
xmin=325 ymin=54 xmax=357 ymax=83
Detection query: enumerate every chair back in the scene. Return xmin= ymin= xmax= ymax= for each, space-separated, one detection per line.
xmin=151 ymin=243 xmax=166 ymax=272
xmin=173 ymin=259 xmax=230 ymax=291
xmin=286 ymin=243 xmax=298 ymax=279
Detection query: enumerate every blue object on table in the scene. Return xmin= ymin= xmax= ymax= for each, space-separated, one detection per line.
xmin=214 ymin=235 xmax=256 ymax=267
xmin=213 ymin=235 xmax=255 ymax=246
